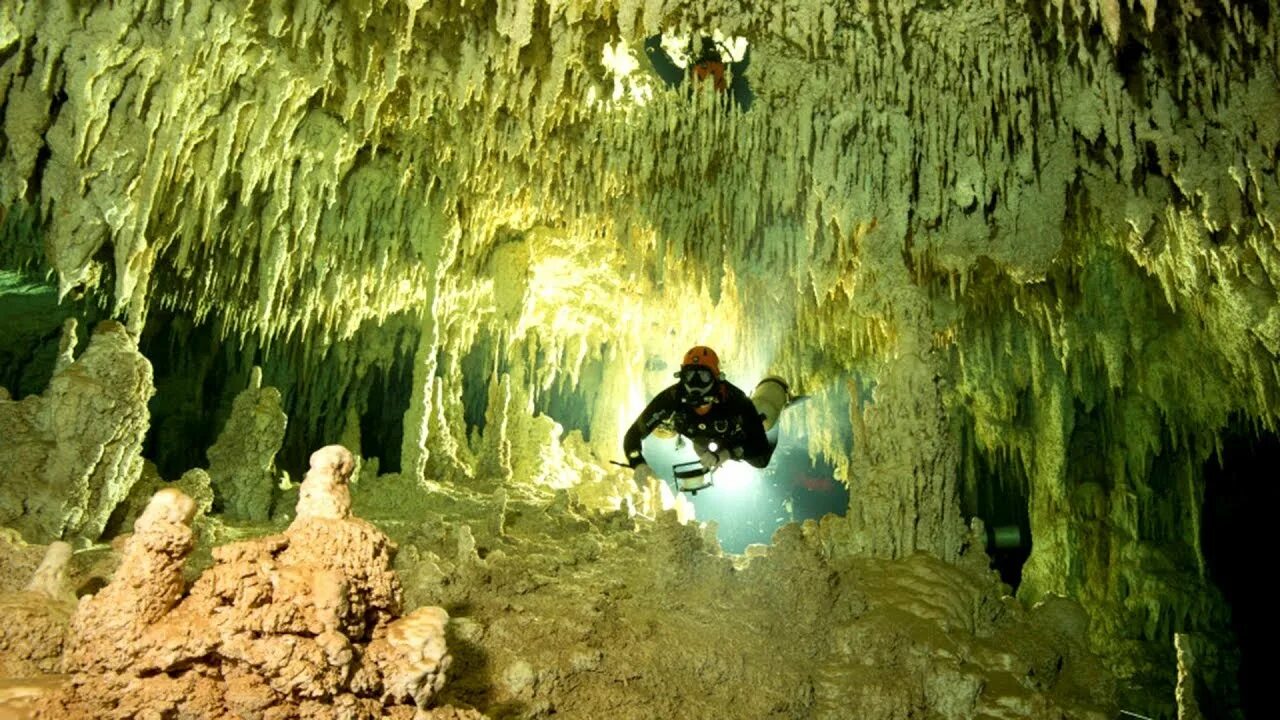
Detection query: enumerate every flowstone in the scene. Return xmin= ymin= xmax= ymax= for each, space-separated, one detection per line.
xmin=37 ymin=445 xmax=478 ymax=720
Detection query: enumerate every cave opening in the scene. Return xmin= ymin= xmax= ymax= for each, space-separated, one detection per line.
xmin=1201 ymin=419 xmax=1279 ymax=720
xmin=139 ymin=311 xmax=224 ymax=478
xmin=536 ymin=353 xmax=603 ymax=443
xmin=136 ymin=312 xmax=423 ymax=483
xmin=357 ymin=355 xmax=413 ymax=475
xmin=460 ymin=340 xmax=494 ymax=437
xmin=960 ymin=434 xmax=1033 ymax=592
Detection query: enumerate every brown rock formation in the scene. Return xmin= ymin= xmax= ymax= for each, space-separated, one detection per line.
xmin=0 ymin=541 xmax=78 ymax=676
xmin=110 ymin=464 xmax=214 ymax=537
xmin=38 ymin=445 xmax=472 ymax=720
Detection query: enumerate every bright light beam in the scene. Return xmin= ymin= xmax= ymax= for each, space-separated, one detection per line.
xmin=711 ymin=461 xmax=760 ymax=493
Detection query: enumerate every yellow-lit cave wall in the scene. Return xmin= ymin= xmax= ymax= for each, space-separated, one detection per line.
xmin=1 ymin=1 xmax=1277 ymax=718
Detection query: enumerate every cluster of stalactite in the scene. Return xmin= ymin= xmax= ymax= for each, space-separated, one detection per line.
xmin=2 ymin=0 xmax=1276 ymax=713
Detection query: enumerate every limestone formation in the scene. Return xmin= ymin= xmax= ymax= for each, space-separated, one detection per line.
xmin=377 ymin=494 xmax=1119 ymax=720
xmin=0 ymin=528 xmax=44 ymax=594
xmin=372 ymin=606 xmax=453 ymax=709
xmin=0 ymin=0 xmax=1275 ymax=715
xmin=112 ymin=464 xmax=214 ymax=536
xmin=0 ymin=541 xmax=78 ymax=676
xmin=1174 ymin=631 xmax=1239 ymax=720
xmin=40 ymin=446 xmax=466 ymax=719
xmin=207 ymin=366 xmax=287 ymax=521
xmin=0 ymin=321 xmax=153 ymax=542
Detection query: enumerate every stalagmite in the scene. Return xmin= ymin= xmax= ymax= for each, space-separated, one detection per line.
xmin=374 ymin=606 xmax=453 ymax=709
xmin=112 ymin=466 xmax=214 ymax=536
xmin=0 ymin=0 xmax=1275 ymax=716
xmin=207 ymin=366 xmax=287 ymax=521
xmin=37 ymin=446 xmax=473 ymax=719
xmin=0 ymin=541 xmax=78 ymax=676
xmin=0 ymin=321 xmax=152 ymax=542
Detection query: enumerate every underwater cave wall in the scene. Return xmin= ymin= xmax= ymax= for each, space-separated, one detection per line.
xmin=2 ymin=1 xmax=1278 ymax=713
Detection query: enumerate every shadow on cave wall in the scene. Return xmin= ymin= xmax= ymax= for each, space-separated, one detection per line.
xmin=434 ymin=601 xmax=530 ymax=718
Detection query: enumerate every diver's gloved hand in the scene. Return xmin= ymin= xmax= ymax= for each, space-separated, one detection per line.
xmin=633 ymin=463 xmax=656 ymax=489
xmin=697 ymin=448 xmax=724 ymax=470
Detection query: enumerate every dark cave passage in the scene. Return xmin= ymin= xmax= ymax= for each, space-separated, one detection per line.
xmin=138 ymin=311 xmax=420 ymax=482
xmin=1201 ymin=421 xmax=1280 ymax=720
xmin=960 ymin=436 xmax=1032 ymax=592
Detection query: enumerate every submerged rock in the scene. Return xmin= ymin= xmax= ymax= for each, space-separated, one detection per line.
xmin=207 ymin=366 xmax=287 ymax=522
xmin=0 ymin=321 xmax=152 ymax=543
xmin=37 ymin=445 xmax=479 ymax=720
xmin=0 ymin=541 xmax=78 ymax=676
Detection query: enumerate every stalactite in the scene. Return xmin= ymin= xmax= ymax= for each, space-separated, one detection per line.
xmin=1 ymin=2 xmax=1277 ymax=712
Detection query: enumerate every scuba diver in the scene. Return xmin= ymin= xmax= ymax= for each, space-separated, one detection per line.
xmin=623 ymin=346 xmax=793 ymax=493
xmin=642 ymin=34 xmax=753 ymax=111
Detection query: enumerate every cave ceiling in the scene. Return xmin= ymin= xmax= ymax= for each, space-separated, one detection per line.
xmin=0 ymin=0 xmax=1276 ymax=541
xmin=1 ymin=2 xmax=1277 ymax=715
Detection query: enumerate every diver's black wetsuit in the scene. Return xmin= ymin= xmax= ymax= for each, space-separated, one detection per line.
xmin=623 ymin=382 xmax=774 ymax=469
